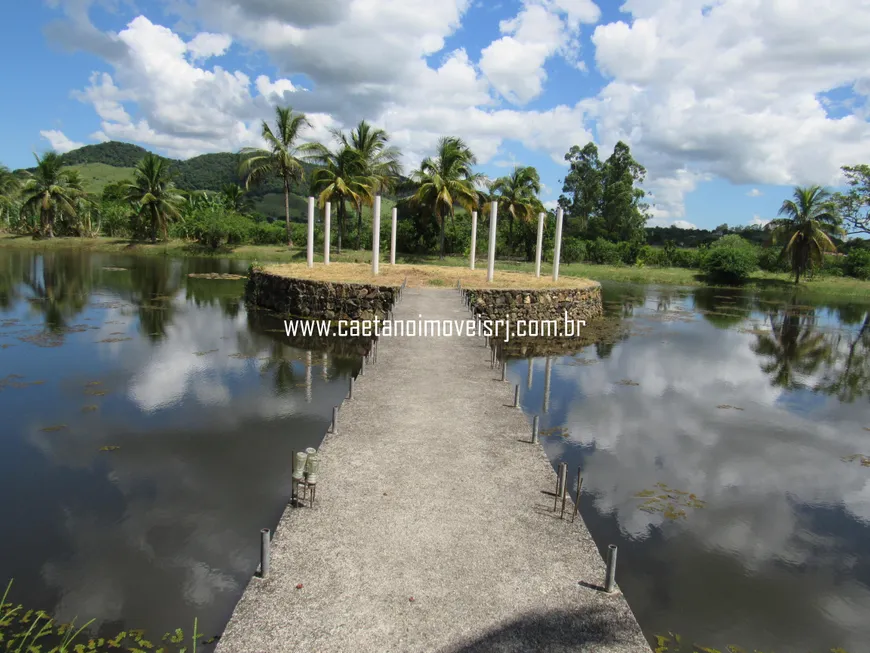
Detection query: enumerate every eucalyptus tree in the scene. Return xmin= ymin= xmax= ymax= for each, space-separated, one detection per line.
xmin=410 ymin=137 xmax=480 ymax=259
xmin=766 ymin=186 xmax=842 ymax=283
xmin=19 ymin=152 xmax=83 ymax=238
xmin=240 ymin=106 xmax=318 ymax=247
xmin=125 ymin=153 xmax=184 ymax=243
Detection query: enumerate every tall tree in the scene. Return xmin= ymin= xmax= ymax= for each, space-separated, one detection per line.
xmin=598 ymin=141 xmax=649 ymax=242
xmin=307 ymin=142 xmax=375 ymax=253
xmin=221 ymin=183 xmax=250 ymax=213
xmin=767 ymin=186 xmax=842 ymax=284
xmin=338 ymin=120 xmax=402 ymax=249
xmin=20 ymin=152 xmax=83 ymax=238
xmin=834 ymin=164 xmax=870 ymax=237
xmin=410 ymin=137 xmax=479 ymax=259
xmin=0 ymin=164 xmax=21 ymax=229
xmin=752 ymin=307 xmax=832 ymax=389
xmin=559 ymin=143 xmax=602 ymax=234
xmin=126 ymin=153 xmax=183 ymax=243
xmin=240 ymin=106 xmax=316 ymax=247
xmin=491 ymin=166 xmax=541 ymax=251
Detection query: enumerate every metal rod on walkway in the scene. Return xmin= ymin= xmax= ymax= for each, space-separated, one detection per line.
xmin=532 ymin=415 xmax=539 ymax=443
xmin=513 ymin=384 xmax=520 ymax=408
xmin=349 ymin=376 xmax=354 ymax=400
xmin=572 ymin=471 xmax=583 ymax=523
xmin=560 ymin=470 xmax=569 ymax=519
xmin=360 ymin=356 xmax=365 ymax=376
xmin=332 ymin=406 xmax=338 ymax=434
xmin=501 ymin=358 xmax=506 ymax=381
xmin=605 ymin=545 xmax=618 ymax=593
xmin=259 ymin=528 xmax=270 ymax=578
xmin=554 ymin=463 xmax=567 ymax=511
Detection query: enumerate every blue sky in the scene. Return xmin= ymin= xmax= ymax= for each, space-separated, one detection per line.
xmin=2 ymin=0 xmax=870 ymax=231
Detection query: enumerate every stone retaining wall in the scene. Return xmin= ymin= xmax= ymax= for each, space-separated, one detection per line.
xmin=464 ymin=284 xmax=603 ymax=325
xmin=246 ymin=270 xmax=398 ymax=321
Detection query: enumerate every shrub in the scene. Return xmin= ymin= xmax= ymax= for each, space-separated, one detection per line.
xmin=560 ymin=237 xmax=587 ymax=264
xmin=844 ymin=249 xmax=870 ymax=280
xmin=701 ymin=235 xmax=759 ymax=284
xmin=670 ymin=248 xmax=702 ymax=269
xmin=587 ymin=238 xmax=622 ymax=265
xmin=189 ymin=207 xmax=251 ymax=249
xmin=250 ymin=221 xmax=286 ymax=245
xmin=757 ymin=246 xmax=790 ymax=273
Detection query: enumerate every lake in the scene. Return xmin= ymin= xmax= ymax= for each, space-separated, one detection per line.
xmin=516 ymin=282 xmax=870 ymax=652
xmin=1 ymin=249 xmax=868 ymax=652
xmin=0 ymin=249 xmax=360 ymax=644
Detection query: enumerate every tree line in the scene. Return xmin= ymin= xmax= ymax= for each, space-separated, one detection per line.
xmin=1 ymin=104 xmax=869 ymax=284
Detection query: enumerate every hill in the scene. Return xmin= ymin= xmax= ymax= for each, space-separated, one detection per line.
xmin=59 ymin=141 xmax=151 ymax=168
xmin=66 ymin=162 xmax=136 ymax=195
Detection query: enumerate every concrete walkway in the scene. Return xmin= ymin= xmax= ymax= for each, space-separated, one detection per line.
xmin=217 ymin=288 xmax=651 ymax=653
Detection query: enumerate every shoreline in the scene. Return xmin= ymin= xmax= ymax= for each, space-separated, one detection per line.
xmin=2 ymin=234 xmax=868 ymax=296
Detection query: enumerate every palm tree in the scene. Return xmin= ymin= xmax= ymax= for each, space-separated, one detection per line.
xmin=0 ymin=164 xmax=21 ymax=229
xmin=126 ymin=153 xmax=183 ymax=243
xmin=767 ymin=186 xmax=842 ymax=283
xmin=411 ymin=137 xmax=479 ymax=259
xmin=240 ymin=106 xmax=317 ymax=247
xmin=751 ymin=307 xmax=833 ymax=389
xmin=221 ymin=183 xmax=249 ymax=213
xmin=337 ymin=121 xmax=402 ymax=249
xmin=307 ymin=141 xmax=374 ymax=253
xmin=491 ymin=166 xmax=541 ymax=250
xmin=19 ymin=152 xmax=83 ymax=238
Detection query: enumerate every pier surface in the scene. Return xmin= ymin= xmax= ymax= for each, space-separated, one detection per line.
xmin=217 ymin=288 xmax=650 ymax=653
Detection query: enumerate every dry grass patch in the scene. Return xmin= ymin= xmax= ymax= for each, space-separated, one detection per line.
xmin=263 ymin=262 xmax=597 ymax=290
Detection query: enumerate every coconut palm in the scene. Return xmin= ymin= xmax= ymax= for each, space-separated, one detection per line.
xmin=752 ymin=307 xmax=833 ymax=389
xmin=19 ymin=152 xmax=83 ymax=238
xmin=221 ymin=183 xmax=250 ymax=213
xmin=491 ymin=166 xmax=541 ymax=250
xmin=240 ymin=106 xmax=318 ymax=247
xmin=336 ymin=121 xmax=402 ymax=249
xmin=126 ymin=153 xmax=183 ymax=243
xmin=307 ymin=142 xmax=374 ymax=253
xmin=767 ymin=186 xmax=842 ymax=283
xmin=0 ymin=165 xmax=21 ymax=230
xmin=410 ymin=137 xmax=479 ymax=259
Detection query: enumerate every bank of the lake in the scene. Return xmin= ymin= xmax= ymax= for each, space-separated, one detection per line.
xmin=3 ymin=234 xmax=868 ymax=296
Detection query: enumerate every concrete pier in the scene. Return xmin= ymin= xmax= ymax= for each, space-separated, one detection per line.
xmin=217 ymin=288 xmax=650 ymax=653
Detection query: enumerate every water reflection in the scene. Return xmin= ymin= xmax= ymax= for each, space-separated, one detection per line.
xmin=0 ymin=250 xmax=359 ymax=643
xmin=514 ymin=283 xmax=870 ymax=652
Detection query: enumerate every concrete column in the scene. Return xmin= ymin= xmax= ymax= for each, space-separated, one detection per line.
xmin=470 ymin=210 xmax=478 ymax=270
xmin=322 ymin=352 xmax=328 ymax=381
xmin=535 ymin=211 xmax=544 ymax=277
xmin=552 ymin=206 xmax=564 ymax=282
xmin=527 ymin=357 xmax=533 ymax=389
xmin=390 ymin=206 xmax=397 ymax=265
xmin=305 ymin=350 xmax=312 ymax=403
xmin=324 ymin=201 xmax=331 ymax=265
xmin=307 ymin=197 xmax=315 ymax=268
xmin=487 ymin=201 xmax=497 ymax=283
xmin=543 ymin=356 xmax=552 ymax=413
xmin=372 ymin=195 xmax=381 ymax=275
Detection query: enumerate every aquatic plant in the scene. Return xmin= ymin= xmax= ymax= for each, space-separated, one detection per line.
xmin=654 ymin=632 xmax=848 ymax=653
xmin=633 ymin=483 xmax=706 ymax=520
xmin=841 ymin=454 xmax=870 ymax=467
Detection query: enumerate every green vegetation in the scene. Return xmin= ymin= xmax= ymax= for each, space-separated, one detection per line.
xmin=1 ymin=105 xmax=868 ymax=289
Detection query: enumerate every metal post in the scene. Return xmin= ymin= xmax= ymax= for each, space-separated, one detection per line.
xmin=571 ymin=470 xmax=583 ymax=523
xmin=560 ymin=468 xmax=569 ymax=519
xmin=332 ymin=405 xmax=338 ymax=434
xmin=605 ymin=545 xmax=618 ymax=593
xmin=259 ymin=528 xmax=270 ymax=578
xmin=501 ymin=358 xmax=506 ymax=381
xmin=554 ymin=463 xmax=567 ymax=511
xmin=532 ymin=415 xmax=539 ymax=443
xmin=360 ymin=356 xmax=365 ymax=376
xmin=349 ymin=376 xmax=354 ymax=400
xmin=513 ymin=384 xmax=520 ymax=408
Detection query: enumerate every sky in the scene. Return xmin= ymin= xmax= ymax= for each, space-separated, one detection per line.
xmin=2 ymin=0 xmax=870 ymax=231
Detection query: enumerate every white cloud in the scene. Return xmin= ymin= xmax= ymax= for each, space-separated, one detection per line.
xmin=40 ymin=129 xmax=85 ymax=153
xmin=748 ymin=188 xmax=763 ymax=197
xmin=672 ymin=220 xmax=698 ymax=229
xmin=749 ymin=214 xmax=770 ymax=227
xmin=186 ymin=32 xmax=232 ymax=61
xmin=543 ymin=199 xmax=558 ymax=210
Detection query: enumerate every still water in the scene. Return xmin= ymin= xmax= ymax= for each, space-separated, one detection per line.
xmin=517 ymin=283 xmax=870 ymax=652
xmin=0 ymin=249 xmax=359 ymax=643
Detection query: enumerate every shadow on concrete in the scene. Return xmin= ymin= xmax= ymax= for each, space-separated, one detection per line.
xmin=439 ymin=606 xmax=646 ymax=653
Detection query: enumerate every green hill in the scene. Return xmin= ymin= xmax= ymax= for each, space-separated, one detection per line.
xmin=59 ymin=141 xmax=151 ymax=168
xmin=65 ymin=162 xmax=136 ymax=195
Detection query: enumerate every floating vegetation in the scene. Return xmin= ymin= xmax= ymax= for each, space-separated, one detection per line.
xmin=229 ymin=352 xmax=258 ymax=359
xmin=102 ymin=266 xmax=127 ymax=271
xmin=864 ymin=427 xmax=870 ymax=432
xmin=633 ymin=482 xmax=706 ymax=520
xmin=85 ymin=389 xmax=109 ymax=396
xmin=89 ymin=301 xmax=129 ymax=309
xmin=19 ymin=332 xmax=64 ymax=347
xmin=86 ymin=381 xmax=102 ymax=386
xmin=194 ymin=349 xmax=219 ymax=356
xmin=716 ymin=405 xmax=745 ymax=411
xmin=539 ymin=426 xmax=569 ymax=437
xmin=737 ymin=327 xmax=770 ymax=335
xmin=0 ymin=375 xmax=46 ymax=391
xmin=82 ymin=405 xmax=98 ymax=412
xmin=0 ymin=344 xmax=15 ymax=349
xmin=97 ymin=337 xmax=132 ymax=343
xmin=562 ymin=358 xmax=598 ymax=366
xmin=100 ymin=445 xmax=121 ymax=452
xmin=841 ymin=454 xmax=870 ymax=467
xmin=39 ymin=425 xmax=68 ymax=433
xmin=616 ymin=379 xmax=640 ymax=386
xmin=188 ymin=272 xmax=246 ymax=280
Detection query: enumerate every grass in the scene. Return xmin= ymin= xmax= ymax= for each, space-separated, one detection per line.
xmin=65 ymin=163 xmax=136 ymax=194
xmin=2 ymin=234 xmax=869 ymax=296
xmin=264 ymin=262 xmax=597 ymax=289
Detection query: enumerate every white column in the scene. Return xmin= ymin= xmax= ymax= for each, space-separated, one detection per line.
xmin=552 ymin=206 xmax=564 ymax=282
xmin=324 ymin=201 xmax=331 ymax=265
xmin=321 ymin=352 xmax=328 ymax=381
xmin=390 ymin=206 xmax=397 ymax=265
xmin=543 ymin=356 xmax=552 ymax=413
xmin=305 ymin=350 xmax=312 ymax=403
xmin=372 ymin=195 xmax=381 ymax=275
xmin=470 ymin=210 xmax=478 ymax=270
xmin=487 ymin=201 xmax=497 ymax=283
xmin=534 ymin=211 xmax=544 ymax=277
xmin=306 ymin=196 xmax=315 ymax=268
